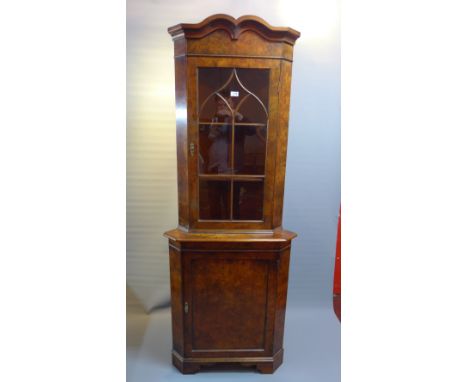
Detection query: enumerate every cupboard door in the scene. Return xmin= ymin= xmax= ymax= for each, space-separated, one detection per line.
xmin=183 ymin=253 xmax=277 ymax=357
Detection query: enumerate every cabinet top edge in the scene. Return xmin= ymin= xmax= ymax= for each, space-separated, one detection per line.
xmin=163 ymin=228 xmax=297 ymax=242
xmin=167 ymin=14 xmax=300 ymax=45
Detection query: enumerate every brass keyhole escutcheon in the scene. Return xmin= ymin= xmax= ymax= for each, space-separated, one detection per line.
xmin=189 ymin=142 xmax=194 ymax=157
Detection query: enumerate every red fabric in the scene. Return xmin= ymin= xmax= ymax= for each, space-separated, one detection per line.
xmin=333 ymin=207 xmax=341 ymax=295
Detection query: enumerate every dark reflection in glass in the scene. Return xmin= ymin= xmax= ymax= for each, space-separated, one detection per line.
xmin=237 ymin=95 xmax=268 ymax=125
xmin=197 ymin=68 xmax=270 ymax=221
xmin=199 ymin=71 xmax=248 ymax=124
xmin=198 ymin=68 xmax=269 ymax=124
xmin=199 ymin=180 xmax=231 ymax=220
xmin=234 ymin=125 xmax=266 ymax=174
xmin=236 ymin=69 xmax=269 ymax=111
xmin=233 ymin=181 xmax=264 ymax=220
xmin=199 ymin=93 xmax=234 ymax=124
xmin=199 ymin=120 xmax=232 ymax=174
xmin=198 ymin=68 xmax=231 ymax=118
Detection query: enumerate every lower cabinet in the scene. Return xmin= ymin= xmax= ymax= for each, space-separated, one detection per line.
xmin=168 ymin=238 xmax=292 ymax=374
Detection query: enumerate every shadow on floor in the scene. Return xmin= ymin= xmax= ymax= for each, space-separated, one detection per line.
xmin=127 ymin=285 xmax=150 ymax=348
xmin=127 ymin=305 xmax=340 ymax=382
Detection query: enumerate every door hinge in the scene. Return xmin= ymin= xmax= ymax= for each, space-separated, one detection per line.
xmin=184 ymin=302 xmax=189 ymax=314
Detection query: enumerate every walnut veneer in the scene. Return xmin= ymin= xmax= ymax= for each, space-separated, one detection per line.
xmin=164 ymin=14 xmax=300 ymax=374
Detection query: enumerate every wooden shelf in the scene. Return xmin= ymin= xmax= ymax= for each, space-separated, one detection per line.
xmin=199 ymin=174 xmax=265 ymax=181
xmin=198 ymin=122 xmax=266 ymax=126
xmin=164 ymin=228 xmax=297 ymax=242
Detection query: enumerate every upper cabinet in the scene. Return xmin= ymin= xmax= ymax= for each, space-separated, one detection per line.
xmin=168 ymin=14 xmax=300 ymax=232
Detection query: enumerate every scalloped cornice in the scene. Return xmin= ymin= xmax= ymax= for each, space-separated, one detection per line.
xmin=168 ymin=14 xmax=300 ymax=45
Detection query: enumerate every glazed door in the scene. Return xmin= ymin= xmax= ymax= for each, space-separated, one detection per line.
xmin=186 ymin=58 xmax=281 ymax=230
xmin=183 ymin=252 xmax=277 ymax=357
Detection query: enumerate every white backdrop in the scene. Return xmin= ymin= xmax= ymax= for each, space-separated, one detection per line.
xmin=127 ymin=0 xmax=340 ymax=311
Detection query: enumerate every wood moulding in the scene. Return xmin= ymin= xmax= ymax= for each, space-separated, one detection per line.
xmin=164 ymin=228 xmax=297 ymax=243
xmin=168 ymin=14 xmax=301 ymax=45
xmin=172 ymin=348 xmax=284 ymax=374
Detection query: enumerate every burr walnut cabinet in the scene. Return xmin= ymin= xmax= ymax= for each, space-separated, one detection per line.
xmin=164 ymin=14 xmax=300 ymax=374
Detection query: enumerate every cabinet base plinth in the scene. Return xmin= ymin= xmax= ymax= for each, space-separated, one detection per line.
xmin=172 ymin=349 xmax=284 ymax=374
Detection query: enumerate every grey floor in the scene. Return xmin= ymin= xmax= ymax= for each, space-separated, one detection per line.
xmin=127 ymin=289 xmax=340 ymax=382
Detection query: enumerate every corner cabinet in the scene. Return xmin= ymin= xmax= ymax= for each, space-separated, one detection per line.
xmin=164 ymin=14 xmax=300 ymax=374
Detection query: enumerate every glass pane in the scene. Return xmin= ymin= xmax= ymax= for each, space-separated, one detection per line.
xmin=198 ymin=68 xmax=269 ymax=124
xmin=198 ymin=68 xmax=232 ymax=123
xmin=199 ymin=68 xmax=247 ymax=124
xmin=234 ymin=125 xmax=267 ymax=174
xmin=237 ymin=95 xmax=268 ymax=125
xmin=236 ymin=69 xmax=269 ymax=112
xmin=199 ymin=94 xmax=234 ymax=124
xmin=199 ymin=180 xmax=231 ymax=220
xmin=197 ymin=68 xmax=269 ymax=222
xmin=233 ymin=181 xmax=264 ymax=220
xmin=199 ymin=123 xmax=232 ymax=174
